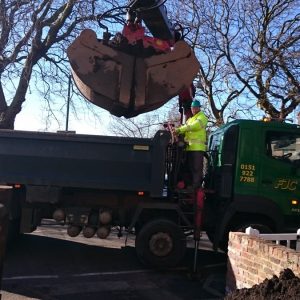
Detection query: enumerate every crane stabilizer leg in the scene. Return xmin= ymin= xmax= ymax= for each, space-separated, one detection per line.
xmin=193 ymin=188 xmax=205 ymax=273
xmin=67 ymin=29 xmax=200 ymax=118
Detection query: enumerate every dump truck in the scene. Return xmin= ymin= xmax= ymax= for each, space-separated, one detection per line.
xmin=1 ymin=1 xmax=300 ymax=270
xmin=0 ymin=129 xmax=193 ymax=268
xmin=0 ymin=119 xmax=299 ymax=268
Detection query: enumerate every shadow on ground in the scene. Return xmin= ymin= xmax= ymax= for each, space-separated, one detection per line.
xmin=2 ymin=234 xmax=227 ymax=299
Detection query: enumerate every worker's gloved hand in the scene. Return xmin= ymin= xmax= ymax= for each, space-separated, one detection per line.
xmin=176 ymin=125 xmax=188 ymax=134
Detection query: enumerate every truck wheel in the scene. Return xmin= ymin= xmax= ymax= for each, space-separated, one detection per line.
xmin=135 ymin=219 xmax=186 ymax=269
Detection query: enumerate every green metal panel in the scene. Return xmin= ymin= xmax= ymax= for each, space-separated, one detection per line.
xmin=208 ymin=119 xmax=300 ymax=220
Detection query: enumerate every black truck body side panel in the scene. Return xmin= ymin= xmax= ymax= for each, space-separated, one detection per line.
xmin=0 ymin=130 xmax=170 ymax=197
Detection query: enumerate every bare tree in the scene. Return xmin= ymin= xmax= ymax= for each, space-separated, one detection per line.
xmin=108 ymin=114 xmax=161 ymax=138
xmin=108 ymin=100 xmax=181 ymax=138
xmin=3 ymin=0 xmax=298 ymax=131
xmin=0 ymin=0 xmax=126 ymax=129
xmin=168 ymin=0 xmax=251 ymax=126
xmin=237 ymin=0 xmax=300 ymax=119
xmin=168 ymin=0 xmax=300 ymax=124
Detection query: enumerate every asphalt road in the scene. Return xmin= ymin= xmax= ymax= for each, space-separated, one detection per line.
xmin=1 ymin=223 xmax=226 ymax=300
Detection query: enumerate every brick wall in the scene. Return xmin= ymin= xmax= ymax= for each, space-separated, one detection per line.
xmin=226 ymin=231 xmax=300 ymax=292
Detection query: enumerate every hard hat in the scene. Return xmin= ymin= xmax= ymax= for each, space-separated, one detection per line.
xmin=191 ymin=100 xmax=201 ymax=107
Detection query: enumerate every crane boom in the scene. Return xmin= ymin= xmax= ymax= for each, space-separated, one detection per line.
xmin=127 ymin=0 xmax=174 ymax=40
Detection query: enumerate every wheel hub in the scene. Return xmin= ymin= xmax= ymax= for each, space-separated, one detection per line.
xmin=149 ymin=232 xmax=173 ymax=257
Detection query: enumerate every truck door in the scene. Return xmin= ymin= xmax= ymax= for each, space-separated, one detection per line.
xmin=260 ymin=128 xmax=300 ymax=230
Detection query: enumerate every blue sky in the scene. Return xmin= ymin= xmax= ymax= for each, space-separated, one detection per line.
xmin=14 ymin=94 xmax=111 ymax=135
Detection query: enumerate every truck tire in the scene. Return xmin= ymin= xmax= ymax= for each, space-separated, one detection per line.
xmin=135 ymin=219 xmax=186 ymax=269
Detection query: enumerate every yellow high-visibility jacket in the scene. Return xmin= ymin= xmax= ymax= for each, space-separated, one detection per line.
xmin=177 ymin=111 xmax=208 ymax=151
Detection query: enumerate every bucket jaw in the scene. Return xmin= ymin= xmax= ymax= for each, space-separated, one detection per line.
xmin=67 ymin=29 xmax=200 ymax=118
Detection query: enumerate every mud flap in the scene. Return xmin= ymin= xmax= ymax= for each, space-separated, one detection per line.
xmin=67 ymin=29 xmax=200 ymax=118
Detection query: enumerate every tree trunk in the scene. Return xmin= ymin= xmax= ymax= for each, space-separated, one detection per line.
xmin=0 ymin=107 xmax=20 ymax=129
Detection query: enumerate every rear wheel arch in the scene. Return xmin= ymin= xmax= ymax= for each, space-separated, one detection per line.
xmin=131 ymin=203 xmax=191 ymax=234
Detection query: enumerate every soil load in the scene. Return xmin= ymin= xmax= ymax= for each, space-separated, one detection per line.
xmin=225 ymin=269 xmax=300 ymax=300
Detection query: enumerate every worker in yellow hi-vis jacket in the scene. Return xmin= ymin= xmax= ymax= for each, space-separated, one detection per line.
xmin=175 ymin=100 xmax=208 ymax=188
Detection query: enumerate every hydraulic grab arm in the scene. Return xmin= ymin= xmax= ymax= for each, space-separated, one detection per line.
xmin=127 ymin=0 xmax=174 ymax=40
xmin=67 ymin=0 xmax=200 ymax=118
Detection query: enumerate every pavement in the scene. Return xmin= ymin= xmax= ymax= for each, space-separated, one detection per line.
xmin=1 ymin=222 xmax=227 ymax=300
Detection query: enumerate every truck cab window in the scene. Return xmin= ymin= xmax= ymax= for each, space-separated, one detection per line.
xmin=266 ymin=132 xmax=300 ymax=164
xmin=208 ymin=133 xmax=221 ymax=166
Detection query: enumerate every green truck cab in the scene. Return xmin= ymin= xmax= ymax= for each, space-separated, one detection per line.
xmin=204 ymin=119 xmax=300 ymax=250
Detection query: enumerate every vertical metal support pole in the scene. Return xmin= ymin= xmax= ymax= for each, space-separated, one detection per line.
xmin=65 ymin=74 xmax=72 ymax=132
xmin=193 ymin=188 xmax=204 ymax=273
xmin=193 ymin=240 xmax=199 ymax=273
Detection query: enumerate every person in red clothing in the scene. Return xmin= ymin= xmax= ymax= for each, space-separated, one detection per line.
xmin=178 ymin=83 xmax=196 ymax=124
